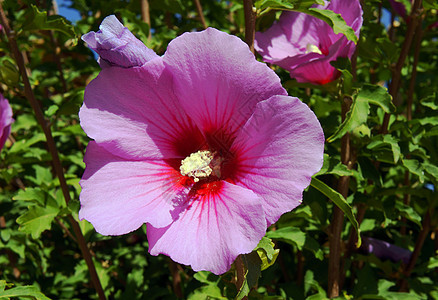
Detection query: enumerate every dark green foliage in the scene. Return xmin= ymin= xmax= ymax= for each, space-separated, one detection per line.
xmin=0 ymin=0 xmax=437 ymax=299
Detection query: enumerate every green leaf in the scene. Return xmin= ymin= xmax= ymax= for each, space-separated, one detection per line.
xmin=402 ymin=159 xmax=425 ymax=183
xmin=357 ymin=84 xmax=395 ymax=113
xmin=328 ymin=84 xmax=394 ymax=142
xmin=255 ymin=0 xmax=320 ymax=15
xmin=316 ymin=154 xmax=354 ymax=176
xmin=0 ymin=282 xmax=51 ymax=300
xmin=237 ymin=253 xmax=262 ymax=300
xmin=419 ymin=93 xmax=437 ymax=109
xmin=22 ymin=5 xmax=77 ymax=41
xmin=266 ymin=227 xmax=305 ymax=248
xmin=255 ymin=0 xmax=295 ymax=11
xmin=327 ymin=95 xmax=369 ymax=142
xmin=331 ymin=57 xmax=353 ymax=95
xmin=423 ymin=161 xmax=438 ymax=185
xmin=367 ymin=134 xmax=401 ymax=164
xmin=13 ymin=188 xmax=46 ymax=206
xmin=310 ymin=177 xmax=361 ymax=247
xmin=16 ymin=202 xmax=60 ymax=239
xmin=300 ymin=7 xmax=358 ymax=43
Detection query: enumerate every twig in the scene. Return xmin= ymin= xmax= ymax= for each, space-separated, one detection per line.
xmin=328 ymin=96 xmax=352 ymax=298
xmin=140 ymin=0 xmax=151 ymax=40
xmin=243 ymin=0 xmax=255 ymax=54
xmin=194 ymin=0 xmax=207 ymax=29
xmin=0 ymin=5 xmax=106 ymax=300
xmin=406 ymin=17 xmax=424 ymax=122
xmin=381 ymin=0 xmax=423 ymax=134
xmin=168 ymin=259 xmax=183 ymax=298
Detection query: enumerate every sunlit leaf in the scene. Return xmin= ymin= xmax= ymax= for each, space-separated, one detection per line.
xmin=310 ymin=177 xmax=361 ymax=247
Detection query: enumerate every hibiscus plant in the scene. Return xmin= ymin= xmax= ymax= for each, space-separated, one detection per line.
xmin=0 ymin=0 xmax=437 ymax=299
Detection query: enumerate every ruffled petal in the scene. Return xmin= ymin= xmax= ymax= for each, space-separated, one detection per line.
xmin=0 ymin=95 xmax=13 ymax=149
xmin=328 ymin=0 xmax=363 ymax=35
xmin=231 ymin=95 xmax=324 ymax=225
xmin=255 ymin=0 xmax=362 ymax=85
xmin=79 ymin=58 xmax=203 ymax=160
xmin=147 ymin=181 xmax=266 ymax=275
xmin=163 ymin=28 xmax=286 ymax=137
xmin=82 ymin=15 xmax=159 ymax=68
xmin=79 ymin=142 xmax=187 ymax=235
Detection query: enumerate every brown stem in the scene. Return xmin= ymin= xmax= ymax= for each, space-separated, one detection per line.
xmin=406 ymin=18 xmax=424 ymax=122
xmin=194 ymin=0 xmax=207 ymax=29
xmin=399 ymin=211 xmax=431 ymax=291
xmin=45 ymin=2 xmax=68 ymax=92
xmin=296 ymin=250 xmax=305 ymax=286
xmin=243 ymin=0 xmax=255 ymax=54
xmin=56 ymin=217 xmax=77 ymax=243
xmin=0 ymin=6 xmax=106 ymax=300
xmin=168 ymin=259 xmax=183 ymax=298
xmin=140 ymin=0 xmax=151 ymax=40
xmin=381 ymin=0 xmax=423 ymax=134
xmin=328 ymin=97 xmax=352 ymax=298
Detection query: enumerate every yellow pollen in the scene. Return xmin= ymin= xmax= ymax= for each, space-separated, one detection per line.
xmin=180 ymin=150 xmax=215 ymax=182
xmin=306 ymin=43 xmax=323 ymax=55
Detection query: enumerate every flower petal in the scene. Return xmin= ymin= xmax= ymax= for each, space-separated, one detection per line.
xmin=163 ymin=27 xmax=286 ymax=137
xmin=0 ymin=95 xmax=13 ymax=150
xmin=79 ymin=141 xmax=187 ymax=235
xmin=231 ymin=95 xmax=324 ymax=225
xmin=82 ymin=15 xmax=159 ymax=68
xmin=79 ymin=58 xmax=203 ymax=160
xmin=255 ymin=11 xmax=330 ymax=63
xmin=147 ymin=181 xmax=266 ymax=275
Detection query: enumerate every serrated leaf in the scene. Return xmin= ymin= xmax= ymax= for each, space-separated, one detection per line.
xmin=403 ymin=159 xmax=425 ymax=183
xmin=419 ymin=93 xmax=437 ymax=109
xmin=423 ymin=162 xmax=438 ymax=185
xmin=328 ymin=95 xmax=369 ymax=142
xmin=0 ymin=283 xmax=51 ymax=300
xmin=16 ymin=204 xmax=60 ymax=239
xmin=310 ymin=177 xmax=361 ymax=247
xmin=316 ymin=154 xmax=354 ymax=176
xmin=302 ymin=7 xmax=358 ymax=43
xmin=328 ymin=85 xmax=394 ymax=142
xmin=13 ymin=188 xmax=46 ymax=205
xmin=367 ymin=135 xmax=401 ymax=164
xmin=22 ymin=5 xmax=77 ymax=41
xmin=358 ymin=84 xmax=395 ymax=113
xmin=255 ymin=237 xmax=279 ymax=270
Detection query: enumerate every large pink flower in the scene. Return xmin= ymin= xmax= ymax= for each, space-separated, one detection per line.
xmin=80 ymin=16 xmax=324 ymax=274
xmin=0 ymin=94 xmax=13 ymax=150
xmin=255 ymin=0 xmax=363 ymax=85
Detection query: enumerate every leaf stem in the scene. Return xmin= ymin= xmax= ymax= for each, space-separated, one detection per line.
xmin=328 ymin=96 xmax=352 ymax=298
xmin=194 ymin=0 xmax=207 ymax=29
xmin=140 ymin=0 xmax=152 ymax=40
xmin=381 ymin=0 xmax=423 ymax=134
xmin=0 ymin=5 xmax=106 ymax=300
xmin=168 ymin=259 xmax=183 ymax=298
xmin=243 ymin=0 xmax=256 ymax=54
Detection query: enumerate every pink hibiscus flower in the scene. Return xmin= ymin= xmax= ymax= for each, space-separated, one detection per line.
xmin=255 ymin=0 xmax=363 ymax=85
xmin=79 ymin=15 xmax=324 ymax=274
xmin=0 ymin=94 xmax=13 ymax=150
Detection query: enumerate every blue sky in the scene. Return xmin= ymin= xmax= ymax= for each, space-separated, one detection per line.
xmin=56 ymin=0 xmax=81 ymax=23
xmin=55 ymin=0 xmax=393 ymax=28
